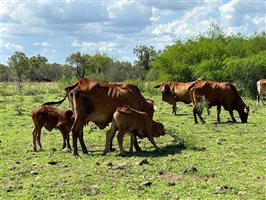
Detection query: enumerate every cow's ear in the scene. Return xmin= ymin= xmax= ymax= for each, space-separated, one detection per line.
xmin=154 ymin=84 xmax=161 ymax=88
xmin=164 ymin=84 xmax=171 ymax=93
xmin=244 ymin=106 xmax=249 ymax=113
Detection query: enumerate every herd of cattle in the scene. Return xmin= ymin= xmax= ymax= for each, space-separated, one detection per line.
xmin=31 ymin=78 xmax=266 ymax=156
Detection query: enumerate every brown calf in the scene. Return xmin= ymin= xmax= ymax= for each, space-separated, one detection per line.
xmin=31 ymin=106 xmax=74 ymax=151
xmin=103 ymin=106 xmax=166 ymax=156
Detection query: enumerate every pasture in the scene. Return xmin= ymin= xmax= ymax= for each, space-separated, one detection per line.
xmin=0 ymin=82 xmax=265 ymax=200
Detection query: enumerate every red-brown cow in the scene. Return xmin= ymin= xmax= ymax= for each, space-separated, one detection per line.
xmin=42 ymin=78 xmax=155 ymax=155
xmin=189 ymin=80 xmax=249 ymax=124
xmin=103 ymin=106 xmax=166 ymax=156
xmin=154 ymin=81 xmax=198 ymax=115
xmin=31 ymin=106 xmax=74 ymax=151
xmin=257 ymin=79 xmax=266 ymax=106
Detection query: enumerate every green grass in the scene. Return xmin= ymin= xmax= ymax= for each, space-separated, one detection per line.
xmin=0 ymin=82 xmax=265 ymax=200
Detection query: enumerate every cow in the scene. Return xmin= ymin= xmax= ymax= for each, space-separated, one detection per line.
xmin=31 ymin=106 xmax=74 ymax=151
xmin=103 ymin=106 xmax=166 ymax=156
xmin=189 ymin=80 xmax=249 ymax=124
xmin=42 ymin=78 xmax=155 ymax=155
xmin=257 ymin=79 xmax=266 ymax=106
xmin=154 ymin=80 xmax=199 ymax=115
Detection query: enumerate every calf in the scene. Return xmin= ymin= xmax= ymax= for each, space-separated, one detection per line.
xmin=257 ymin=79 xmax=266 ymax=106
xmin=103 ymin=106 xmax=166 ymax=156
xmin=31 ymin=106 xmax=74 ymax=151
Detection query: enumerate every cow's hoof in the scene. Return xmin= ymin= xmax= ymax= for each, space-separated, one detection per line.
xmin=109 ymin=148 xmax=116 ymax=152
xmin=119 ymin=152 xmax=126 ymax=157
xmin=62 ymin=148 xmax=71 ymax=153
xmin=102 ymin=150 xmax=108 ymax=155
xmin=82 ymin=150 xmax=88 ymax=154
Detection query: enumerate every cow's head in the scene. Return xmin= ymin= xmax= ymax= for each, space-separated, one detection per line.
xmin=155 ymin=82 xmax=176 ymax=105
xmin=239 ymin=106 xmax=249 ymax=123
xmin=154 ymin=82 xmax=171 ymax=94
xmin=151 ymin=121 xmax=166 ymax=137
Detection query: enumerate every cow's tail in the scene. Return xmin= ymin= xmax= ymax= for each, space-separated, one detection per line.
xmin=188 ymin=81 xmax=198 ymax=105
xmin=41 ymin=94 xmax=68 ymax=106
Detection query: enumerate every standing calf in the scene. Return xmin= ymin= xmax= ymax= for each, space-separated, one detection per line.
xmin=31 ymin=106 xmax=74 ymax=151
xmin=103 ymin=106 xmax=166 ymax=156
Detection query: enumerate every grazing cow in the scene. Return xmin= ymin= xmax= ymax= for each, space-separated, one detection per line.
xmin=31 ymin=106 xmax=74 ymax=151
xmin=189 ymin=80 xmax=249 ymax=124
xmin=103 ymin=106 xmax=166 ymax=156
xmin=42 ymin=78 xmax=155 ymax=155
xmin=154 ymin=80 xmax=199 ymax=115
xmin=257 ymin=79 xmax=266 ymax=106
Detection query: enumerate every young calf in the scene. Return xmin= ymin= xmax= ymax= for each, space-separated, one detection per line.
xmin=103 ymin=106 xmax=166 ymax=156
xmin=31 ymin=106 xmax=74 ymax=151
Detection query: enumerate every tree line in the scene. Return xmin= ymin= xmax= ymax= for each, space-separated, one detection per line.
xmin=1 ymin=24 xmax=266 ymax=97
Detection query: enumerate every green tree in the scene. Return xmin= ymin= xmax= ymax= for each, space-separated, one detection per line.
xmin=0 ymin=64 xmax=10 ymax=81
xmin=133 ymin=45 xmax=157 ymax=71
xmin=28 ymin=54 xmax=48 ymax=81
xmin=66 ymin=52 xmax=86 ymax=79
xmin=7 ymin=51 xmax=28 ymax=92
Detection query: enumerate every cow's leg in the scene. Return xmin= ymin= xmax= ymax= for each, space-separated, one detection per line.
xmin=78 ymin=128 xmax=88 ymax=154
xmin=146 ymin=132 xmax=161 ymax=152
xmin=217 ymin=105 xmax=221 ymax=123
xmin=129 ymin=134 xmax=135 ymax=154
xmin=36 ymin=129 xmax=42 ymax=150
xmin=32 ymin=128 xmax=37 ymax=151
xmin=117 ymin=130 xmax=126 ymax=156
xmin=172 ymin=102 xmax=177 ymax=115
xmin=103 ymin=127 xmax=117 ymax=155
xmin=59 ymin=128 xmax=67 ymax=150
xmin=228 ymin=109 xmax=237 ymax=123
xmin=193 ymin=106 xmax=198 ymax=124
xmin=196 ymin=106 xmax=205 ymax=124
xmin=71 ymin=117 xmax=85 ymax=156
xmin=257 ymin=94 xmax=260 ymax=106
xmin=66 ymin=130 xmax=71 ymax=150
xmin=133 ymin=135 xmax=142 ymax=152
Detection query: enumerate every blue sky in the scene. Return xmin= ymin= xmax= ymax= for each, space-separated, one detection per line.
xmin=1 ymin=0 xmax=265 ymax=65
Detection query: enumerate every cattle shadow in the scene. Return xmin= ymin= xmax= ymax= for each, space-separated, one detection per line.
xmin=130 ymin=142 xmax=186 ymax=158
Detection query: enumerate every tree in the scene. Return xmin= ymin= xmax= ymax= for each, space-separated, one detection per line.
xmin=66 ymin=52 xmax=86 ymax=79
xmin=133 ymin=45 xmax=157 ymax=71
xmin=0 ymin=64 xmax=10 ymax=81
xmin=7 ymin=51 xmax=28 ymax=92
xmin=28 ymin=55 xmax=48 ymax=81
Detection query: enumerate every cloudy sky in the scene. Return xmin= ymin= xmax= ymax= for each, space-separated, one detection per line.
xmin=1 ymin=0 xmax=265 ymax=65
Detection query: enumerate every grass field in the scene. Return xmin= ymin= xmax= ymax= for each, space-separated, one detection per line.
xmin=0 ymin=82 xmax=265 ymax=200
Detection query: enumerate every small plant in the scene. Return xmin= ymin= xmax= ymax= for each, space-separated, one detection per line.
xmin=14 ymin=96 xmax=25 ymax=115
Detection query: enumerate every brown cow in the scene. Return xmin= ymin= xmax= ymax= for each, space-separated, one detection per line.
xmin=257 ymin=79 xmax=266 ymax=106
xmin=42 ymin=78 xmax=155 ymax=155
xmin=103 ymin=106 xmax=166 ymax=156
xmin=154 ymin=81 xmax=199 ymax=115
xmin=31 ymin=106 xmax=74 ymax=151
xmin=189 ymin=80 xmax=249 ymax=124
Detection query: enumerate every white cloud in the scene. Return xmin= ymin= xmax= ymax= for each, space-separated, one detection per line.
xmin=72 ymin=39 xmax=118 ymax=53
xmin=0 ymin=39 xmax=24 ymax=52
xmin=1 ymin=0 xmax=265 ymax=65
xmin=33 ymin=41 xmax=51 ymax=47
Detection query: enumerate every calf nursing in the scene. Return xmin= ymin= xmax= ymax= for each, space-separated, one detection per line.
xmin=31 ymin=106 xmax=74 ymax=151
xmin=103 ymin=106 xmax=166 ymax=156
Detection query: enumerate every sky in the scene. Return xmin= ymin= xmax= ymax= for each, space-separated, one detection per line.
xmin=1 ymin=0 xmax=265 ymax=65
